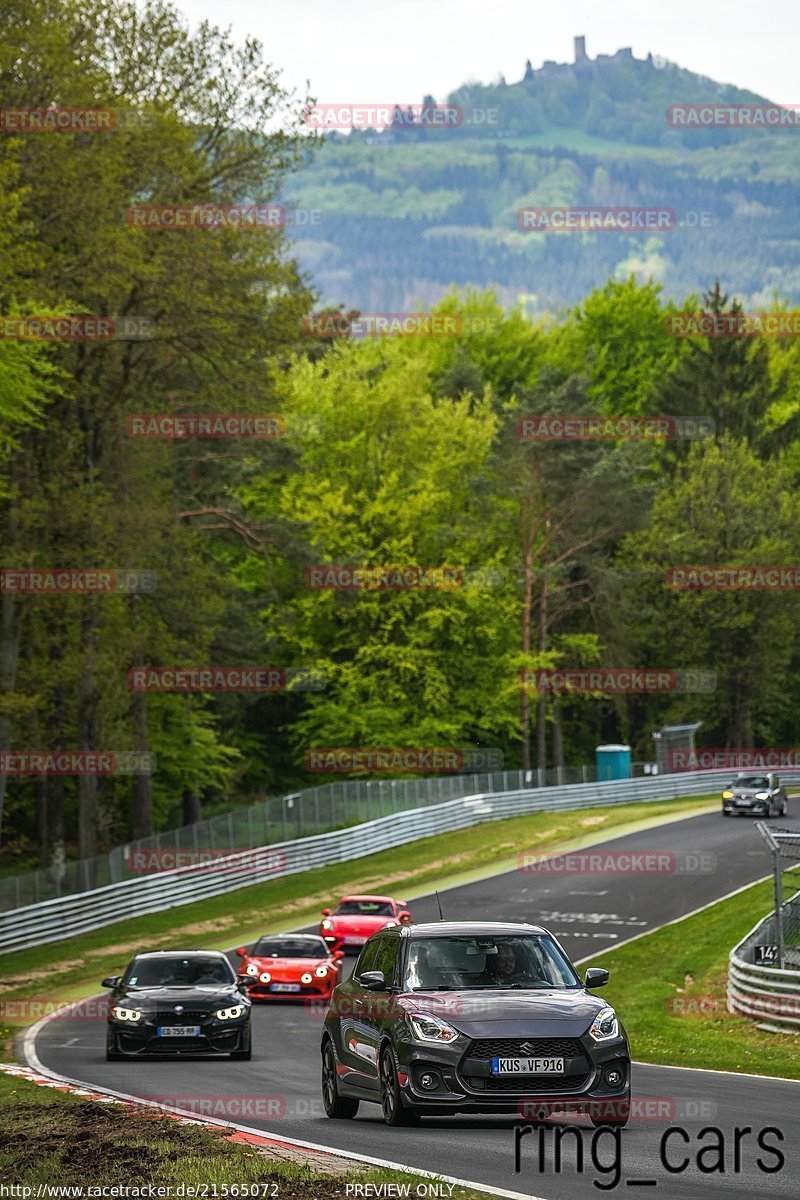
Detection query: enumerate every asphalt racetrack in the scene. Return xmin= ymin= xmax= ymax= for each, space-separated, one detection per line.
xmin=32 ymin=809 xmax=800 ymax=1198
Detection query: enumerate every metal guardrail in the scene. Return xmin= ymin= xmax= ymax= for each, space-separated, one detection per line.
xmin=728 ymin=911 xmax=800 ymax=1034
xmin=0 ymin=764 xmax=606 ymax=912
xmin=0 ymin=768 xmax=737 ymax=956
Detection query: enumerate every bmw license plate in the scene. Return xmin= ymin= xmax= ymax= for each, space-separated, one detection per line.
xmin=491 ymin=1056 xmax=564 ymax=1074
xmin=270 ymin=983 xmax=301 ymax=992
xmin=157 ymin=1026 xmax=201 ymax=1037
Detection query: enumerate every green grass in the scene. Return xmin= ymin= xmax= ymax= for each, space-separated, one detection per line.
xmin=0 ymin=1070 xmax=489 ymax=1196
xmin=580 ymin=878 xmax=800 ymax=1078
xmin=0 ymin=794 xmax=716 ymax=1023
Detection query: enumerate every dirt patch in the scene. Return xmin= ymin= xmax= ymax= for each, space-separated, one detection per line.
xmin=175 ymin=918 xmax=238 ymax=936
xmin=580 ymin=816 xmax=609 ymax=827
xmin=0 ymin=961 xmax=85 ymax=987
xmin=0 ymin=1098 xmax=393 ymax=1196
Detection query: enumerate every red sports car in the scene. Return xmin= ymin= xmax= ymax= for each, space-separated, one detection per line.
xmin=235 ymin=933 xmax=343 ymax=1001
xmin=319 ymin=894 xmax=412 ymax=953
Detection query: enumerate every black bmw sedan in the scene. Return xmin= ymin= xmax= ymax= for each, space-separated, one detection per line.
xmin=321 ymin=921 xmax=630 ymax=1127
xmin=102 ymin=950 xmax=252 ymax=1060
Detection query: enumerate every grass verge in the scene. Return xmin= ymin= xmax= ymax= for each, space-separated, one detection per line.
xmin=580 ymin=877 xmax=800 ymax=1078
xmin=0 ymin=794 xmax=715 ymax=1023
xmin=0 ymin=1070 xmax=488 ymax=1196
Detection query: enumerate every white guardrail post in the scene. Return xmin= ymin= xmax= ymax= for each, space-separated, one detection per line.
xmin=1 ymin=768 xmax=795 ymax=956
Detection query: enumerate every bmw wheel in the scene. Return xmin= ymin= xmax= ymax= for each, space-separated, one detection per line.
xmin=106 ymin=1031 xmax=124 ymax=1062
xmin=230 ymin=1024 xmax=252 ymax=1060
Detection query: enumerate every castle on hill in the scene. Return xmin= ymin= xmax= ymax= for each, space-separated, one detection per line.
xmin=522 ymin=36 xmax=653 ymax=83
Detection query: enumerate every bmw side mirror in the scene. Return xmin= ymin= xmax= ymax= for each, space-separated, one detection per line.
xmin=101 ymin=976 xmax=120 ymax=989
xmin=360 ymin=970 xmax=387 ymax=991
xmin=585 ymin=968 xmax=609 ymax=989
xmin=237 ymin=979 xmax=252 ymax=993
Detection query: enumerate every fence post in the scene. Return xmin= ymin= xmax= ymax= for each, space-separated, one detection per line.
xmin=774 ymin=846 xmax=785 ymax=970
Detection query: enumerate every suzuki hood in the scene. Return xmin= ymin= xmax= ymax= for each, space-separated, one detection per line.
xmin=402 ymin=988 xmax=609 ymax=1038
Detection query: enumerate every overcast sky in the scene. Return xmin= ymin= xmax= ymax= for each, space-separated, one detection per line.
xmin=176 ymin=0 xmax=794 ymax=107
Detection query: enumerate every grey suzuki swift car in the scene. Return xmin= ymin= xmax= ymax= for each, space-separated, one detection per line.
xmin=321 ymin=921 xmax=630 ymax=1127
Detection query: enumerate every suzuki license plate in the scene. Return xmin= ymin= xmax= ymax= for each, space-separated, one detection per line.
xmin=270 ymin=983 xmax=301 ymax=992
xmin=491 ymin=1056 xmax=564 ymax=1074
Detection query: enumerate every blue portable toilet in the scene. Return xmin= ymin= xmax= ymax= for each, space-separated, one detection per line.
xmin=596 ymin=744 xmax=632 ymax=781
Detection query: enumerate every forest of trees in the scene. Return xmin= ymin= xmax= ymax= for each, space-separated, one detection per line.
xmin=2 ymin=0 xmax=800 ymax=874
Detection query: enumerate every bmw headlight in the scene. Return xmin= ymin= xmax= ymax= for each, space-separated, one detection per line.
xmin=314 ymin=966 xmax=328 ymax=978
xmin=407 ymin=1012 xmax=460 ymax=1043
xmin=589 ymin=1007 xmax=619 ymax=1042
xmin=112 ymin=1006 xmax=142 ymax=1022
xmin=215 ymin=1005 xmax=245 ymax=1020
xmin=754 ymin=792 xmax=770 ymax=801
xmin=722 ymin=790 xmax=733 ymax=799
xmin=301 ymin=973 xmax=313 ymax=984
xmin=259 ymin=972 xmax=271 ymax=984
xmin=246 ymin=963 xmax=259 ymax=976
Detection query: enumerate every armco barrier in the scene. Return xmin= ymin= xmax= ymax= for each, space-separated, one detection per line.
xmin=0 ymin=768 xmax=771 ymax=955
xmin=728 ymin=910 xmax=800 ymax=1034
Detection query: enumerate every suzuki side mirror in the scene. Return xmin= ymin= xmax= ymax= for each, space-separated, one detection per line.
xmin=585 ymin=968 xmax=609 ymax=989
xmin=234 ymin=947 xmax=247 ymax=957
xmin=360 ymin=970 xmax=387 ymax=991
xmin=321 ymin=908 xmax=331 ymax=916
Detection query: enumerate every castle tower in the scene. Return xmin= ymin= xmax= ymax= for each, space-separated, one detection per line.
xmin=574 ymin=35 xmax=587 ymax=62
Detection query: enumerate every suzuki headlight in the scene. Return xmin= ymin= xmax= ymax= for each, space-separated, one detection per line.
xmin=722 ymin=791 xmax=733 ymax=799
xmin=112 ymin=1006 xmax=142 ymax=1022
xmin=215 ymin=1005 xmax=245 ymax=1020
xmin=321 ymin=919 xmax=334 ymax=931
xmin=301 ymin=972 xmax=313 ymax=984
xmin=314 ymin=966 xmax=328 ymax=978
xmin=754 ymin=792 xmax=770 ymax=801
xmin=246 ymin=963 xmax=259 ymax=976
xmin=408 ymin=1012 xmax=460 ymax=1043
xmin=259 ymin=972 xmax=271 ymax=984
xmin=589 ymin=1007 xmax=619 ymax=1042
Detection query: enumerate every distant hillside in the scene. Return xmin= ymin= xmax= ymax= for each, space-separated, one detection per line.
xmin=283 ymin=37 xmax=800 ymax=314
